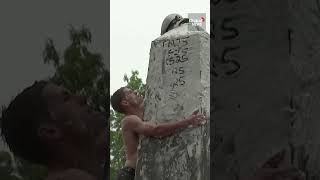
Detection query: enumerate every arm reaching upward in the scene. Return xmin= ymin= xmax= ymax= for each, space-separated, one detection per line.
xmin=122 ymin=110 xmax=206 ymax=138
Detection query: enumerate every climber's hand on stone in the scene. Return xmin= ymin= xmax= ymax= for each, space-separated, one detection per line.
xmin=185 ymin=110 xmax=206 ymax=126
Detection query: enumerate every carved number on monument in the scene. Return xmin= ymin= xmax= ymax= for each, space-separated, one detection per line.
xmin=212 ymin=0 xmax=241 ymax=77
xmin=222 ymin=46 xmax=240 ymax=75
xmin=221 ymin=17 xmax=240 ymax=76
xmin=221 ymin=17 xmax=239 ymax=40
xmin=168 ymin=64 xmax=186 ymax=89
xmin=164 ymin=37 xmax=190 ymax=99
xmin=162 ymin=37 xmax=189 ymax=48
xmin=166 ymin=47 xmax=189 ymax=65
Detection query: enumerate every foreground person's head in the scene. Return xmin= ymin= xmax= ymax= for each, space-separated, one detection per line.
xmin=1 ymin=81 xmax=106 ymax=165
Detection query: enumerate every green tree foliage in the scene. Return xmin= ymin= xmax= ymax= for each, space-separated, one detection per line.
xmin=43 ymin=25 xmax=109 ymax=112
xmin=123 ymin=71 xmax=145 ymax=97
xmin=110 ymin=70 xmax=145 ymax=180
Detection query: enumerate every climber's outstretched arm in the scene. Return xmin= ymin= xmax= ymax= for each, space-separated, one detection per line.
xmin=122 ymin=111 xmax=206 ymax=138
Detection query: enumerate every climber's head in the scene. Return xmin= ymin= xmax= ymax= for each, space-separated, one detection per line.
xmin=111 ymin=87 xmax=144 ymax=114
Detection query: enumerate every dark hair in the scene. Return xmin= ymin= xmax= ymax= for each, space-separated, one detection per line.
xmin=110 ymin=87 xmax=126 ymax=113
xmin=1 ymin=80 xmax=50 ymax=164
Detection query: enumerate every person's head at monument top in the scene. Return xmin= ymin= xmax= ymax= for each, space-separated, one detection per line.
xmin=1 ymin=80 xmax=107 ymax=179
xmin=111 ymin=87 xmax=144 ymax=115
xmin=161 ymin=13 xmax=190 ymax=35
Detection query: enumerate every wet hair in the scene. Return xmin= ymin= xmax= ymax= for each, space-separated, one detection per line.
xmin=110 ymin=87 xmax=126 ymax=114
xmin=1 ymin=80 xmax=50 ymax=164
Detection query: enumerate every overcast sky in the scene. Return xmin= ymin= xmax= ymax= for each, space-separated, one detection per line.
xmin=0 ymin=0 xmax=108 ymax=107
xmin=110 ymin=0 xmax=210 ymax=94
xmin=0 ymin=0 xmax=209 ymax=107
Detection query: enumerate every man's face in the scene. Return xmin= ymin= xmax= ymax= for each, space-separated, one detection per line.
xmin=41 ymin=83 xmax=106 ymax=148
xmin=122 ymin=87 xmax=144 ymax=108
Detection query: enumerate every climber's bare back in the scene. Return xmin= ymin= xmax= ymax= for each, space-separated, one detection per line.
xmin=121 ymin=115 xmax=142 ymax=168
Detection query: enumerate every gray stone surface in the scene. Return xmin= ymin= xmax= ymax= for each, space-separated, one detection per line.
xmin=212 ymin=0 xmax=298 ymax=179
xmin=289 ymin=0 xmax=320 ymax=178
xmin=213 ymin=0 xmax=320 ymax=179
xmin=135 ymin=23 xmax=210 ymax=180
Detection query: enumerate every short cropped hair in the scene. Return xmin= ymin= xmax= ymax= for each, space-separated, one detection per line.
xmin=110 ymin=87 xmax=126 ymax=114
xmin=1 ymin=80 xmax=50 ymax=164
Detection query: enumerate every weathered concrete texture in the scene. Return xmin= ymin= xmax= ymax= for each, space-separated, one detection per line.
xmin=289 ymin=0 xmax=320 ymax=179
xmin=135 ymin=23 xmax=210 ymax=180
xmin=212 ymin=0 xmax=304 ymax=179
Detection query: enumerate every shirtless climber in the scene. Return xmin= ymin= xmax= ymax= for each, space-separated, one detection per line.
xmin=111 ymin=86 xmax=307 ymax=180
xmin=111 ymin=87 xmax=206 ymax=180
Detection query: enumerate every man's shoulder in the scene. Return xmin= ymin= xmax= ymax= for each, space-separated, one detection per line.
xmin=123 ymin=115 xmax=142 ymax=122
xmin=122 ymin=115 xmax=143 ymax=128
xmin=46 ymin=169 xmax=96 ymax=180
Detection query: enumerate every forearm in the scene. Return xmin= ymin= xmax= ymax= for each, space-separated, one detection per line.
xmin=153 ymin=119 xmax=190 ymax=138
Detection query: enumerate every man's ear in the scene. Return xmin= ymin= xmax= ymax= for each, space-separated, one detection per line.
xmin=38 ymin=122 xmax=62 ymax=141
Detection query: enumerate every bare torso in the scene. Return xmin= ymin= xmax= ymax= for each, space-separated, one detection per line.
xmin=122 ymin=116 xmax=140 ymax=168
